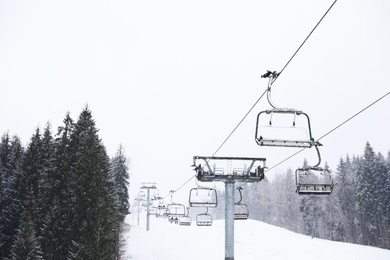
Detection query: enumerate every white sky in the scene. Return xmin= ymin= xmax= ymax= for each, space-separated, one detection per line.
xmin=1 ymin=0 xmax=390 ymax=203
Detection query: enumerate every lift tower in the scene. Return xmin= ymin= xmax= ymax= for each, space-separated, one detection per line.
xmin=192 ymin=156 xmax=266 ymax=260
xmin=140 ymin=182 xmax=157 ymax=231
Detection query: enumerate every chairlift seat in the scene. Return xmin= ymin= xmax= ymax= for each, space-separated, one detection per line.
xmin=256 ymin=137 xmax=315 ymax=148
xmin=234 ymin=213 xmax=249 ymax=220
xmin=297 ymin=184 xmax=333 ymax=195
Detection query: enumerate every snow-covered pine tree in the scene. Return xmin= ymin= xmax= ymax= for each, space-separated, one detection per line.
xmin=10 ymin=210 xmax=43 ymax=260
xmin=0 ymin=134 xmax=25 ymax=259
xmin=67 ymin=106 xmax=116 ymax=259
xmin=35 ymin=124 xmax=54 ymax=244
xmin=354 ymin=142 xmax=384 ymax=246
xmin=108 ymin=145 xmax=130 ymax=259
xmin=371 ymin=151 xmax=389 ymax=248
xmin=384 ymin=152 xmax=390 ymax=248
xmin=40 ymin=113 xmax=75 ymax=259
xmin=109 ymin=144 xmax=130 ymax=221
xmin=22 ymin=128 xmax=44 ymax=241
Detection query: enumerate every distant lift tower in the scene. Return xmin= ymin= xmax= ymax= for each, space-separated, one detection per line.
xmin=140 ymin=182 xmax=157 ymax=231
xmin=192 ymin=156 xmax=266 ymax=260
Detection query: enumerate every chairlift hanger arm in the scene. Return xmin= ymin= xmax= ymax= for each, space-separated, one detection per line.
xmin=236 ymin=187 xmax=243 ymax=204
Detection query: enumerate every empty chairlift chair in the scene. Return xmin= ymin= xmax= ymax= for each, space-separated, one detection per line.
xmin=196 ymin=208 xmax=213 ymax=226
xmin=167 ymin=203 xmax=186 ymax=218
xmin=255 ymin=70 xmax=320 ymax=149
xmin=179 ymin=216 xmax=192 ymax=226
xmin=189 ymin=187 xmax=218 ymax=208
xmin=167 ymin=190 xmax=186 ymax=218
xmin=255 ymin=109 xmax=319 ymax=148
xmin=179 ymin=207 xmax=192 ymax=226
xmin=155 ymin=205 xmax=168 ymax=218
xmin=234 ymin=187 xmax=249 ymax=220
xmin=295 ymin=145 xmax=333 ymax=195
xmin=234 ymin=204 xmax=249 ymax=220
xmin=295 ymin=167 xmax=333 ymax=195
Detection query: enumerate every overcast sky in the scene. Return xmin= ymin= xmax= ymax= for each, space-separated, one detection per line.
xmin=1 ymin=0 xmax=389 ymax=203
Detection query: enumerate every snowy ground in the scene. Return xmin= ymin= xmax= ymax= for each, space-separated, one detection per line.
xmin=121 ymin=213 xmax=390 ymax=260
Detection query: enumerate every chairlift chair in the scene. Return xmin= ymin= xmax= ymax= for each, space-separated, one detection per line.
xmin=167 ymin=203 xmax=186 ymax=217
xmin=196 ymin=208 xmax=213 ymax=226
xmin=196 ymin=214 xmax=213 ymax=226
xmin=255 ymin=109 xmax=319 ymax=148
xmin=155 ymin=206 xmax=168 ymax=218
xmin=234 ymin=187 xmax=249 ymax=220
xmin=179 ymin=207 xmax=192 ymax=226
xmin=255 ymin=70 xmax=320 ymax=148
xmin=234 ymin=204 xmax=249 ymax=220
xmin=189 ymin=187 xmax=218 ymax=208
xmin=179 ymin=216 xmax=192 ymax=226
xmin=295 ymin=167 xmax=333 ymax=195
xmin=295 ymin=145 xmax=333 ymax=195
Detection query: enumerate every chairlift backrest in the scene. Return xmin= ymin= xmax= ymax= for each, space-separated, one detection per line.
xmin=255 ymin=109 xmax=317 ymax=148
xmin=167 ymin=203 xmax=186 ymax=217
xmin=295 ymin=168 xmax=333 ymax=195
xmin=189 ymin=187 xmax=218 ymax=208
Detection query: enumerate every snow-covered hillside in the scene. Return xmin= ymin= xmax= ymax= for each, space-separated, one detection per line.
xmin=120 ymin=214 xmax=390 ymax=260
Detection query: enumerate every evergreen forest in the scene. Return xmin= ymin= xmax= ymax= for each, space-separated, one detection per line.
xmin=0 ymin=107 xmax=130 ymax=260
xmin=214 ymin=142 xmax=390 ymax=250
xmin=1 ymin=105 xmax=389 ymax=259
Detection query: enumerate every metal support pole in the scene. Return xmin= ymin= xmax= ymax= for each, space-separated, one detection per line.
xmin=137 ymin=199 xmax=140 ymax=226
xmin=225 ymin=181 xmax=235 ymax=260
xmin=146 ymin=187 xmax=151 ymax=231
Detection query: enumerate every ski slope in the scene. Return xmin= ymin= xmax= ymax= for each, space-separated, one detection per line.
xmin=121 ymin=214 xmax=390 ymax=260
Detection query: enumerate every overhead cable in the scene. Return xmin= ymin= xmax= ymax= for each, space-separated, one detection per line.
xmin=164 ymin=0 xmax=339 ymax=197
xmin=265 ymin=91 xmax=390 ymax=172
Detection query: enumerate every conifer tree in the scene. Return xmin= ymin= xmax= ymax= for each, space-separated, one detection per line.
xmin=40 ymin=114 xmax=75 ymax=259
xmin=22 ymin=128 xmax=44 ymax=240
xmin=110 ymin=144 xmax=130 ymax=221
xmin=10 ymin=210 xmax=43 ymax=260
xmin=35 ymin=123 xmax=54 ymax=238
xmin=67 ymin=106 xmax=116 ymax=259
xmin=356 ymin=142 xmax=379 ymax=245
xmin=0 ymin=134 xmax=25 ymax=259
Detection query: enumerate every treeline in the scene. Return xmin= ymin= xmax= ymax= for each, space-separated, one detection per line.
xmin=0 ymin=106 xmax=130 ymax=259
xmin=215 ymin=142 xmax=390 ymax=250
